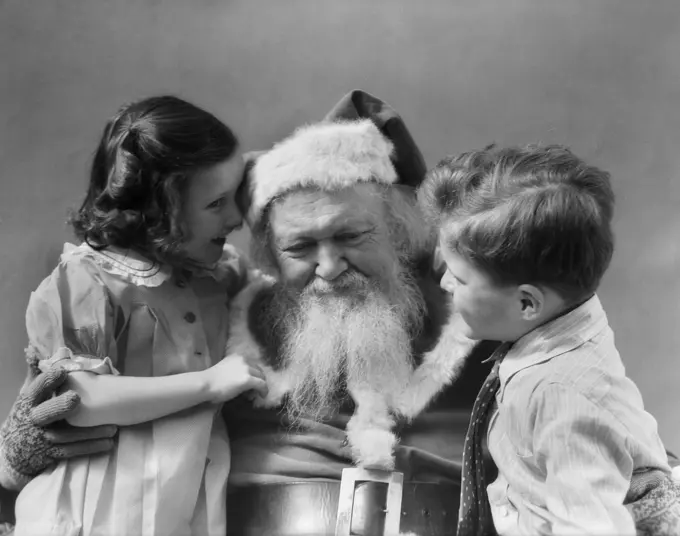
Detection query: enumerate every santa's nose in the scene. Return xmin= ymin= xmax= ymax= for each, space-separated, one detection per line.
xmin=315 ymin=243 xmax=348 ymax=281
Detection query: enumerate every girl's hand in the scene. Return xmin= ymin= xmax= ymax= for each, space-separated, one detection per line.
xmin=205 ymin=353 xmax=268 ymax=404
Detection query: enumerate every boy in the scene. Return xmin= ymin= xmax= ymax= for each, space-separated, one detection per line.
xmin=418 ymin=144 xmax=680 ymax=535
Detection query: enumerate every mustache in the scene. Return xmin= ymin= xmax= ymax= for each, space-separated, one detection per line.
xmin=305 ymin=270 xmax=371 ymax=295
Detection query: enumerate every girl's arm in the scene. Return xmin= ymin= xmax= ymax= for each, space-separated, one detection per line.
xmin=64 ymin=370 xmax=209 ymax=427
xmin=64 ymin=353 xmax=267 ymax=427
xmin=25 ymin=250 xmax=265 ymax=429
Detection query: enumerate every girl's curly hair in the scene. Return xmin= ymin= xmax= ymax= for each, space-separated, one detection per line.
xmin=70 ymin=95 xmax=238 ymax=267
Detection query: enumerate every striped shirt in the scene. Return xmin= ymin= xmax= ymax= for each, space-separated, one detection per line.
xmin=486 ymin=294 xmax=671 ymax=535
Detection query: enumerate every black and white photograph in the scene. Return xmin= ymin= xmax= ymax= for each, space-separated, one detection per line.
xmin=1 ymin=1 xmax=679 ymax=534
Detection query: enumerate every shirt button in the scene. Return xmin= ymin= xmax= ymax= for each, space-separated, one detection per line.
xmin=184 ymin=312 xmax=196 ymax=323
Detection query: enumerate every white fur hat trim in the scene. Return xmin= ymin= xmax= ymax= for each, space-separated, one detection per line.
xmin=247 ymin=119 xmax=397 ymax=226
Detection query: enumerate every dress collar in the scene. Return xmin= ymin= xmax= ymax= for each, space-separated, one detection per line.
xmin=64 ymin=243 xmax=172 ymax=287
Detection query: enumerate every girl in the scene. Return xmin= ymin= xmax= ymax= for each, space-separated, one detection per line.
xmin=12 ymin=96 xmax=267 ymax=536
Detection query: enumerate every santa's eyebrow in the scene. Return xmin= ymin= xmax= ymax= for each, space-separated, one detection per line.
xmin=277 ymin=235 xmax=313 ymax=246
xmin=336 ymin=222 xmax=375 ymax=233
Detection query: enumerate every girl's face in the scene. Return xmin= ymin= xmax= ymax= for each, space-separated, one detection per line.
xmin=181 ymin=156 xmax=244 ymax=265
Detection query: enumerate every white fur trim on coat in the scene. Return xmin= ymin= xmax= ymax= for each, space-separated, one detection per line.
xmin=247 ymin=119 xmax=398 ymax=226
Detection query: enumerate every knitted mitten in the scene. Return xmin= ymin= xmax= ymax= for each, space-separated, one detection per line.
xmin=625 ymin=468 xmax=680 ymax=535
xmin=0 ymin=367 xmax=116 ymax=490
xmin=627 ymin=469 xmax=668 ymax=503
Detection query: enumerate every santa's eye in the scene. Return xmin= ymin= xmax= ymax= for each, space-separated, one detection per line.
xmin=284 ymin=242 xmax=313 ymax=254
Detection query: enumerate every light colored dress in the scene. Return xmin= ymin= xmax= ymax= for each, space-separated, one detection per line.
xmin=13 ymin=242 xmax=247 ymax=536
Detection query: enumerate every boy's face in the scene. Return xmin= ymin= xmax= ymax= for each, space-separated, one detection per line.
xmin=438 ymin=230 xmax=527 ymax=342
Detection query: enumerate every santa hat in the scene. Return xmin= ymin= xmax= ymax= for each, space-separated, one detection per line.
xmin=240 ymin=89 xmax=427 ymax=229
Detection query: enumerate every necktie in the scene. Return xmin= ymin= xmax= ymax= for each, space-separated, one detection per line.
xmin=457 ymin=343 xmax=511 ymax=536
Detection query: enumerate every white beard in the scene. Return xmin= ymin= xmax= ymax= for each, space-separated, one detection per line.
xmin=277 ymin=269 xmax=424 ymax=423
xmin=225 ymin=264 xmax=476 ymax=473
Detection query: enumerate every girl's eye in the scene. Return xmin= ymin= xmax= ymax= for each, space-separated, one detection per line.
xmin=208 ymin=197 xmax=226 ymax=209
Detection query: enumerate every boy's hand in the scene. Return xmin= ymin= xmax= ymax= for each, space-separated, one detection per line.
xmin=206 ymin=353 xmax=268 ymax=404
xmin=0 ymin=367 xmax=117 ymax=490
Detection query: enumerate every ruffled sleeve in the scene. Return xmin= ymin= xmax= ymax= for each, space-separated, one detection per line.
xmin=25 ymin=246 xmax=120 ymax=376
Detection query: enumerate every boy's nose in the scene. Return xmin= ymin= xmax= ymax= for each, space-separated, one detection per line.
xmin=440 ymin=271 xmax=457 ymax=294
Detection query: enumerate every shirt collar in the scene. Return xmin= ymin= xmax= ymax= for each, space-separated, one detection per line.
xmin=498 ymin=294 xmax=609 ymax=387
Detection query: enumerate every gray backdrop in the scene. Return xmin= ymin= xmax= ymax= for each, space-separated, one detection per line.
xmin=1 ymin=0 xmax=679 ymax=451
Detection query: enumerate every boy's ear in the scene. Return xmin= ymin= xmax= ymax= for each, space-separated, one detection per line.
xmin=517 ymin=284 xmax=546 ymax=321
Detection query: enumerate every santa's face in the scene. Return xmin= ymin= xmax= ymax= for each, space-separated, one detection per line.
xmin=268 ymin=183 xmax=397 ymax=293
xmin=265 ymin=184 xmax=426 ymax=421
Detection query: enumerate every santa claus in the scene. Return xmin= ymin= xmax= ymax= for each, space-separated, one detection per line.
xmin=221 ymin=90 xmax=499 ymax=535
xmin=227 ymin=93 xmax=480 ymax=465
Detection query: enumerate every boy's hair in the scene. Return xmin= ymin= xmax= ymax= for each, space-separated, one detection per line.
xmin=418 ymin=144 xmax=615 ymax=302
xmin=70 ymin=95 xmax=238 ymax=266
